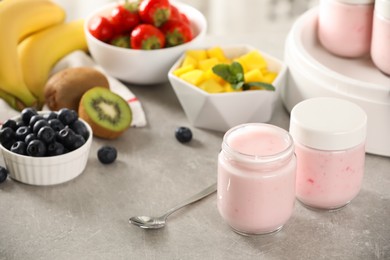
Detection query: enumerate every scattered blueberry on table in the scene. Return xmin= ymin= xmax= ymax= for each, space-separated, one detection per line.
xmin=175 ymin=126 xmax=193 ymax=143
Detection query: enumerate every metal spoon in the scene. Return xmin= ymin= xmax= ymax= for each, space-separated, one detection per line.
xmin=129 ymin=182 xmax=217 ymax=229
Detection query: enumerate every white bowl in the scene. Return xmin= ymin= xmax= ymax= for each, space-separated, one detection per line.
xmin=282 ymin=8 xmax=390 ymax=157
xmin=0 ymin=112 xmax=93 ymax=186
xmin=84 ymin=1 xmax=207 ymax=85
xmin=168 ymin=44 xmax=287 ymax=132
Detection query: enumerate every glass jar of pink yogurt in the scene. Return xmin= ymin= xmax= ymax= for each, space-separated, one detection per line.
xmin=318 ymin=0 xmax=374 ymax=58
xmin=290 ymin=97 xmax=367 ymax=210
xmin=217 ymin=123 xmax=296 ymax=235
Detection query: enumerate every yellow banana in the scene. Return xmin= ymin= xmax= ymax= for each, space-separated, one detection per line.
xmin=18 ymin=19 xmax=88 ymax=105
xmin=0 ymin=0 xmax=65 ymax=110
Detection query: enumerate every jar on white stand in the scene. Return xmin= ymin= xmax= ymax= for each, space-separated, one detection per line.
xmin=289 ymin=97 xmax=367 ymax=210
xmin=318 ymin=0 xmax=374 ymax=58
xmin=371 ymin=0 xmax=390 ymax=75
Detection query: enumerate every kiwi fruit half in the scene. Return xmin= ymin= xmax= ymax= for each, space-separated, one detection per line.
xmin=78 ymin=87 xmax=132 ymax=139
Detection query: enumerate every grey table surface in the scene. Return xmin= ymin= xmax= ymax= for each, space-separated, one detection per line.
xmin=1 ymin=1 xmax=390 ymax=259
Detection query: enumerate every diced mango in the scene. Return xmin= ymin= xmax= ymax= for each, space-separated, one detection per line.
xmin=180 ymin=70 xmax=205 ymax=86
xmin=204 ymin=68 xmax=226 ymax=84
xmin=244 ymin=69 xmax=264 ymax=83
xmin=173 ymin=64 xmax=195 ymax=77
xmin=198 ymin=79 xmax=225 ymax=93
xmin=198 ymin=58 xmax=219 ymax=71
xmin=182 ymin=55 xmax=198 ymax=68
xmin=238 ymin=50 xmax=267 ymax=72
xmin=185 ymin=50 xmax=208 ymax=61
xmin=206 ymin=47 xmax=229 ymax=62
xmin=263 ymin=72 xmax=278 ymax=84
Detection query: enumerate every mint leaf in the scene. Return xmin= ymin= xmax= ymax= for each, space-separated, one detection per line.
xmin=212 ymin=62 xmax=244 ymax=84
xmin=231 ymin=82 xmax=245 ymax=90
xmin=245 ymin=82 xmax=276 ymax=91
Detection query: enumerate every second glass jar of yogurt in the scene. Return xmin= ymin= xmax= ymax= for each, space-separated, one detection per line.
xmin=217 ymin=123 xmax=296 ymax=235
xmin=290 ymin=97 xmax=367 ymax=210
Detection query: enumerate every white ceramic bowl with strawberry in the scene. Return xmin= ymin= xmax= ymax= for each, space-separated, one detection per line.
xmin=84 ymin=0 xmax=207 ymax=85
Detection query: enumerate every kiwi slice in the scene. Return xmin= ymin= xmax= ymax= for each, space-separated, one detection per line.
xmin=78 ymin=87 xmax=132 ymax=139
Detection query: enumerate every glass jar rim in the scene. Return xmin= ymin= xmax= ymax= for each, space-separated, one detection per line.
xmin=221 ymin=123 xmax=295 ymax=164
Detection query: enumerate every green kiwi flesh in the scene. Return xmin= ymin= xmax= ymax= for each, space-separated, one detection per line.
xmin=80 ymin=87 xmax=132 ymax=135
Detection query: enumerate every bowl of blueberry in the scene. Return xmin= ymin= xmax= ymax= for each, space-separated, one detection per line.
xmin=0 ymin=108 xmax=93 ymax=186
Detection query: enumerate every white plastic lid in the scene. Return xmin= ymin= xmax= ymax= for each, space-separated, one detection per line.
xmin=289 ymin=97 xmax=367 ymax=151
xmin=337 ymin=0 xmax=375 ymax=4
xmin=375 ymin=0 xmax=390 ymax=20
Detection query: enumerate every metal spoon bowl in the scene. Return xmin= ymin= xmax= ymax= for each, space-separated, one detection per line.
xmin=129 ymin=183 xmax=217 ymax=229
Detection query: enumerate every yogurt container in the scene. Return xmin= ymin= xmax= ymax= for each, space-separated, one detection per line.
xmin=289 ymin=97 xmax=367 ymax=210
xmin=318 ymin=0 xmax=374 ymax=58
xmin=217 ymin=123 xmax=296 ymax=235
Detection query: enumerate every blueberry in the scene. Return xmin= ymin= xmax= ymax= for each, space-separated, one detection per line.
xmin=70 ymin=120 xmax=89 ymax=140
xmin=57 ymin=127 xmax=76 ymax=150
xmin=24 ymin=133 xmax=37 ymax=145
xmin=2 ymin=119 xmax=17 ymax=131
xmin=0 ymin=127 xmax=16 ymax=144
xmin=26 ymin=139 xmax=46 ymax=157
xmin=47 ymin=141 xmax=66 ymax=156
xmin=16 ymin=121 xmax=26 ymax=128
xmin=97 ymin=146 xmax=117 ymax=164
xmin=175 ymin=127 xmax=193 ymax=143
xmin=32 ymin=119 xmax=49 ymax=134
xmin=70 ymin=134 xmax=85 ymax=150
xmin=10 ymin=141 xmax=27 ymax=155
xmin=21 ymin=107 xmax=38 ymax=125
xmin=15 ymin=126 xmax=31 ymax=141
xmin=37 ymin=126 xmax=56 ymax=144
xmin=0 ymin=166 xmax=8 ymax=183
xmin=58 ymin=108 xmax=78 ymax=125
xmin=44 ymin=111 xmax=57 ymax=121
xmin=29 ymin=115 xmax=44 ymax=128
xmin=48 ymin=119 xmax=64 ymax=132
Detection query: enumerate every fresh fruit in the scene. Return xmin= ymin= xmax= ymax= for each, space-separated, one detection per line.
xmin=44 ymin=67 xmax=110 ymax=111
xmin=21 ymin=107 xmax=38 ymax=125
xmin=174 ymin=47 xmax=279 ymax=93
xmin=0 ymin=166 xmax=8 ymax=183
xmin=10 ymin=141 xmax=27 ymax=155
xmin=131 ymin=24 xmax=165 ymax=49
xmin=18 ymin=19 xmax=88 ymax=105
xmin=58 ymin=108 xmax=78 ymax=125
xmin=26 ymin=139 xmax=46 ymax=157
xmin=78 ymin=87 xmax=132 ymax=139
xmin=110 ymin=1 xmax=140 ymax=34
xmin=161 ymin=20 xmax=193 ymax=47
xmin=0 ymin=108 xmax=90 ymax=157
xmin=88 ymin=16 xmax=115 ymax=42
xmin=2 ymin=119 xmax=17 ymax=131
xmin=97 ymin=146 xmax=117 ymax=164
xmin=0 ymin=0 xmax=65 ymax=110
xmin=138 ymin=0 xmax=171 ymax=27
xmin=175 ymin=126 xmax=192 ymax=143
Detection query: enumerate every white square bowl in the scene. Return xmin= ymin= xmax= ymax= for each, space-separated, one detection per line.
xmin=168 ymin=45 xmax=287 ymax=132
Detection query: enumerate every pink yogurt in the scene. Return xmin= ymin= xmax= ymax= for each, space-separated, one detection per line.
xmin=290 ymin=98 xmax=367 ymax=210
xmin=371 ymin=0 xmax=390 ymax=75
xmin=217 ymin=124 xmax=296 ymax=235
xmin=294 ymin=142 xmax=365 ymax=209
xmin=318 ymin=0 xmax=374 ymax=58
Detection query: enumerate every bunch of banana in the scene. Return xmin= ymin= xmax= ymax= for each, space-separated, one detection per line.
xmin=0 ymin=0 xmax=88 ymax=111
xmin=0 ymin=0 xmax=65 ymax=110
xmin=18 ymin=19 xmax=88 ymax=106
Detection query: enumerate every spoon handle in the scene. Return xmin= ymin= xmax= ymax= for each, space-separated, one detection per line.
xmin=162 ymin=182 xmax=217 ymax=219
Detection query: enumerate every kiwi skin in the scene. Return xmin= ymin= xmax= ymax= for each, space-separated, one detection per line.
xmin=78 ymin=87 xmax=132 ymax=139
xmin=44 ymin=67 xmax=110 ymax=111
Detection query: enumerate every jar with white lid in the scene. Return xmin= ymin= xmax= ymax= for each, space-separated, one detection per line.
xmin=217 ymin=123 xmax=296 ymax=235
xmin=318 ymin=0 xmax=374 ymax=58
xmin=371 ymin=0 xmax=390 ymax=75
xmin=289 ymin=97 xmax=367 ymax=210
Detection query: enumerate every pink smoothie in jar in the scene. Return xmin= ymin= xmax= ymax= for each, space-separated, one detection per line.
xmin=371 ymin=0 xmax=390 ymax=75
xmin=318 ymin=0 xmax=374 ymax=58
xmin=217 ymin=123 xmax=296 ymax=235
xmin=290 ymin=97 xmax=367 ymax=210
